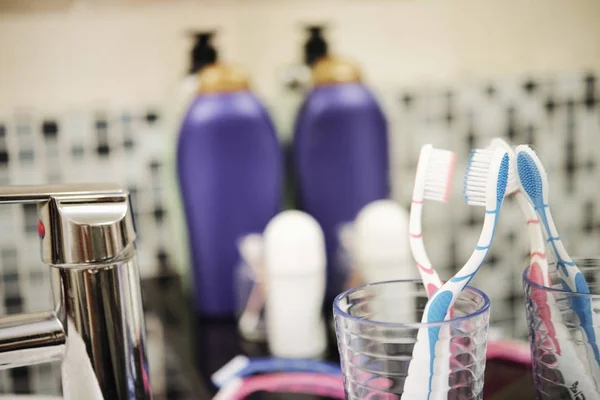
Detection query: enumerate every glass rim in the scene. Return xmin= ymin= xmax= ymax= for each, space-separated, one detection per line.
xmin=332 ymin=279 xmax=490 ymax=328
xmin=523 ymin=256 xmax=600 ymax=296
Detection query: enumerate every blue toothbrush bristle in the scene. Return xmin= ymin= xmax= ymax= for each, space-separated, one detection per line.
xmin=517 ymin=152 xmax=542 ymax=200
xmin=496 ymin=154 xmax=509 ymax=202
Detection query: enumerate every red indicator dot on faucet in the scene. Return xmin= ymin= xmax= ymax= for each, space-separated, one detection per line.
xmin=38 ymin=221 xmax=45 ymax=239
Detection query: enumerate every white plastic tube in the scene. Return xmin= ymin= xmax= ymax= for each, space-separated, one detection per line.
xmin=264 ymin=210 xmax=327 ymax=358
xmin=353 ymin=200 xmax=414 ymax=323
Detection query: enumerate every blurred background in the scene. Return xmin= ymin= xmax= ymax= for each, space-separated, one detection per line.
xmin=0 ymin=0 xmax=599 ymax=398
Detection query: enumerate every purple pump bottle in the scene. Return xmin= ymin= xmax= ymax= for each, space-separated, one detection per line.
xmin=177 ymin=64 xmax=281 ymax=316
xmin=294 ymin=56 xmax=390 ymax=299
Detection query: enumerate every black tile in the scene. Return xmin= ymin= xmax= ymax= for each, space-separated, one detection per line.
xmin=506 ymin=231 xmax=517 ymax=244
xmin=157 ymin=249 xmax=168 ymax=266
xmin=22 ymin=203 xmax=38 ymax=233
xmin=402 ymin=93 xmax=413 ymax=108
xmin=96 ymin=144 xmax=110 ymax=156
xmin=584 ymin=202 xmax=595 ymax=234
xmin=526 ymin=125 xmax=536 ymax=146
xmin=487 ymin=253 xmax=499 ymax=269
xmin=586 ymin=159 xmax=596 ymax=172
xmin=71 ymin=145 xmax=85 ymax=158
xmin=523 ymin=79 xmax=537 ymax=94
xmin=5 ymin=296 xmax=23 ymax=312
xmin=23 ymin=202 xmax=37 ymax=216
xmin=149 ymin=160 xmax=161 ymax=172
xmin=121 ymin=113 xmax=132 ymax=123
xmin=0 ymin=150 xmax=9 ymax=165
xmin=545 ymin=98 xmax=557 ymax=115
xmin=153 ymin=207 xmax=165 ymax=223
xmin=466 ymin=210 xmax=483 ymax=227
xmin=157 ymin=248 xmax=170 ymax=275
xmin=10 ymin=367 xmax=29 ymax=394
xmin=1 ymin=249 xmax=18 ymax=269
xmin=448 ymin=239 xmax=459 ymax=273
xmin=506 ymin=286 xmax=521 ymax=312
xmin=506 ymin=107 xmax=517 ymax=141
xmin=585 ymin=73 xmax=597 ymax=109
xmin=3 ymin=272 xmax=19 ymax=284
xmin=19 ymin=150 xmax=34 ymax=163
xmin=124 ymin=138 xmax=135 ymax=151
xmin=565 ymin=100 xmax=576 ymax=193
xmin=42 ymin=120 xmax=59 ymax=138
xmin=466 ymin=130 xmax=476 ymax=153
xmin=95 ymin=119 xmax=108 ymax=131
xmin=145 ymin=111 xmax=159 ymax=124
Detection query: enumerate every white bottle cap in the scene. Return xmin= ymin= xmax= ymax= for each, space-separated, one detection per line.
xmin=263 ymin=210 xmax=326 ymax=276
xmin=353 ymin=200 xmax=412 ymax=283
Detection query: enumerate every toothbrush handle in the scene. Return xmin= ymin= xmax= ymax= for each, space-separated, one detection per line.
xmin=538 ymin=209 xmax=600 ymax=388
xmin=543 ymin=207 xmax=575 ymax=265
xmin=559 ymin=265 xmax=599 ymax=356
xmin=528 ymin=260 xmax=600 ymax=398
xmin=515 ymin=192 xmax=546 ymax=257
xmin=401 ymin=325 xmax=451 ymax=400
xmin=556 ymin=261 xmax=600 ymax=388
xmin=410 ymin=202 xmax=444 ymax=297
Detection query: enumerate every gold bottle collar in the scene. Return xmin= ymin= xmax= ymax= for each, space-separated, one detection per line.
xmin=312 ymin=56 xmax=361 ymax=86
xmin=198 ymin=63 xmax=250 ymax=94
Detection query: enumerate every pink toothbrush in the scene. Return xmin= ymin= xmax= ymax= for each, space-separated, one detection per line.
xmin=409 ymin=144 xmax=456 ymax=297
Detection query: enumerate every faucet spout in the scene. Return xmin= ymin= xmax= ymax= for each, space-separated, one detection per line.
xmin=0 ymin=185 xmax=152 ymax=399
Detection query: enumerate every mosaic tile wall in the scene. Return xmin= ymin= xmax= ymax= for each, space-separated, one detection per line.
xmin=383 ymin=72 xmax=600 ymax=338
xmin=0 ymin=71 xmax=599 ymax=394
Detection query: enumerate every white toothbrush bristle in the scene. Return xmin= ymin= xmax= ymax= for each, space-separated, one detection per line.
xmin=464 ymin=149 xmax=492 ymax=206
xmin=424 ymin=148 xmax=456 ymax=203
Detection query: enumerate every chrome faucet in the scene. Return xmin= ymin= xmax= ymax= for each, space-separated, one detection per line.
xmin=0 ymin=184 xmax=152 ymax=399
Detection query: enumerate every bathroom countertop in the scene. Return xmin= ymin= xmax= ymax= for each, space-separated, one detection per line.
xmin=142 ymin=275 xmax=535 ymax=400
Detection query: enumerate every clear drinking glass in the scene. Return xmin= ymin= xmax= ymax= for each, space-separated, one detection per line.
xmin=523 ymin=258 xmax=600 ymax=399
xmin=333 ymin=280 xmax=491 ymax=399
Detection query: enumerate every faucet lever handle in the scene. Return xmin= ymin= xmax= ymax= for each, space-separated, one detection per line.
xmin=0 ymin=183 xmax=135 ymax=266
xmin=0 ymin=183 xmax=123 ymax=203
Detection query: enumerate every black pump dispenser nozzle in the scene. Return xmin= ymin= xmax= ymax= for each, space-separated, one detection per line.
xmin=188 ymin=31 xmax=218 ymax=75
xmin=304 ymin=25 xmax=328 ymax=67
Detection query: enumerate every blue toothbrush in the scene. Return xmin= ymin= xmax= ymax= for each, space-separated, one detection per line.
xmin=516 ymin=144 xmax=600 ymax=388
xmin=402 ymin=148 xmax=508 ymax=400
